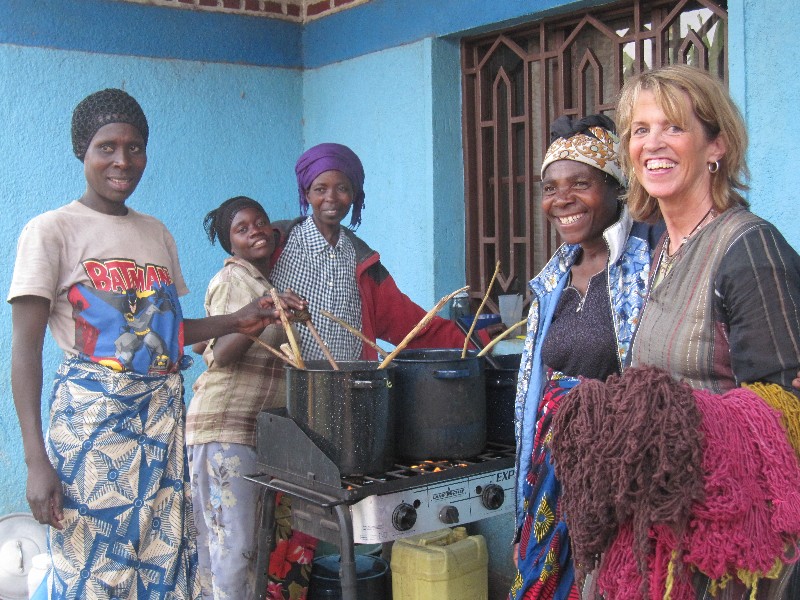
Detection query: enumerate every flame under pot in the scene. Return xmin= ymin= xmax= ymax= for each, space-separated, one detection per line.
xmin=392 ymin=348 xmax=486 ymax=460
xmin=285 ymin=360 xmax=396 ymax=476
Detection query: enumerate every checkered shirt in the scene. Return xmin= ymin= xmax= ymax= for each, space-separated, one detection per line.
xmin=270 ymin=218 xmax=363 ymax=361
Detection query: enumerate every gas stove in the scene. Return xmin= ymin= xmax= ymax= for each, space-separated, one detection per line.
xmin=246 ymin=411 xmax=515 ymax=544
xmin=343 ymin=461 xmax=515 ymax=543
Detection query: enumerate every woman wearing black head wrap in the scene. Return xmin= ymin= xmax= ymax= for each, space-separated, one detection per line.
xmin=509 ymin=114 xmax=663 ymax=600
xmin=186 ymin=196 xmax=312 ymax=600
xmin=8 ymin=89 xmax=302 ymax=600
xmin=71 ymin=87 xmax=150 ymax=162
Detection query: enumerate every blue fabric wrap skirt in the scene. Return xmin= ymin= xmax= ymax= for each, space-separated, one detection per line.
xmin=511 ymin=373 xmax=580 ymax=600
xmin=42 ymin=357 xmax=200 ymax=600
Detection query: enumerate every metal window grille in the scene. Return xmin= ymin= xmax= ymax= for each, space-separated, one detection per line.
xmin=460 ymin=0 xmax=727 ymax=313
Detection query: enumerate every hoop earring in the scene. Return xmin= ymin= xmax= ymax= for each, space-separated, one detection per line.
xmin=708 ymin=160 xmax=720 ymax=174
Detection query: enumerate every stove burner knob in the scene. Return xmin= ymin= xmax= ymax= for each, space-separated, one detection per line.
xmin=438 ymin=505 xmax=460 ymax=524
xmin=481 ymin=484 xmax=505 ymax=510
xmin=392 ymin=503 xmax=417 ymax=532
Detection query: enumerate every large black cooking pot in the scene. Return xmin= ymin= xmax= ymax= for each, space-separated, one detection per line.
xmin=285 ymin=361 xmax=395 ymax=476
xmin=485 ymin=353 xmax=521 ymax=445
xmin=391 ymin=348 xmax=486 ymax=460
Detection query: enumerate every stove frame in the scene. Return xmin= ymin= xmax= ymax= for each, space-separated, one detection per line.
xmin=246 ymin=411 xmax=515 ymax=600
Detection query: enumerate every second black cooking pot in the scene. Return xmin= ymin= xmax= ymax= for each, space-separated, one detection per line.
xmin=285 ymin=360 xmax=395 ymax=476
xmin=391 ymin=348 xmax=486 ymax=460
xmin=485 ymin=353 xmax=521 ymax=445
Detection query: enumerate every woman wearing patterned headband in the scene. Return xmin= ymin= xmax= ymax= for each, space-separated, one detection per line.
xmin=509 ymin=115 xmax=661 ymax=600
xmin=270 ymin=142 xmax=479 ymax=362
xmin=8 ymin=89 xmax=300 ymax=600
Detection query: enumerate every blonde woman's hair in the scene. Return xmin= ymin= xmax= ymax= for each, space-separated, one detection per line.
xmin=615 ymin=65 xmax=749 ymax=221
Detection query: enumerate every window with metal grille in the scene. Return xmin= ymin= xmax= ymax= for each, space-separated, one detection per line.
xmin=460 ymin=0 xmax=727 ymax=314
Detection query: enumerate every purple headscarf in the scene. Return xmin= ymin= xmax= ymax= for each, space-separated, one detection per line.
xmin=295 ymin=143 xmax=365 ymax=229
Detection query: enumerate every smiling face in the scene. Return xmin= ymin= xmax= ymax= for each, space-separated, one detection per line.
xmin=229 ymin=207 xmax=274 ymax=270
xmin=628 ymin=89 xmax=726 ymax=209
xmin=81 ymin=122 xmax=147 ymax=215
xmin=541 ymin=160 xmax=621 ymax=248
xmin=306 ymin=169 xmax=354 ymax=242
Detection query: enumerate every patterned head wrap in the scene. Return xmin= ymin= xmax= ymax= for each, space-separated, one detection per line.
xmin=71 ymin=88 xmax=149 ymax=162
xmin=540 ymin=114 xmax=624 ymax=185
xmin=203 ymin=196 xmax=269 ymax=255
xmin=295 ymin=143 xmax=365 ymax=229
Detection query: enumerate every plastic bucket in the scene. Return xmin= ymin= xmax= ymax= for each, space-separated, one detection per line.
xmin=308 ymin=553 xmax=389 ymax=600
xmin=391 ymin=528 xmax=488 ymax=600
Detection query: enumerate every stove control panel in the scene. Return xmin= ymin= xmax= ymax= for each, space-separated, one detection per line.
xmin=350 ymin=465 xmax=516 ymax=543
xmin=392 ymin=502 xmax=418 ymax=531
xmin=480 ymin=483 xmax=505 ymax=510
xmin=438 ymin=505 xmax=459 ymax=524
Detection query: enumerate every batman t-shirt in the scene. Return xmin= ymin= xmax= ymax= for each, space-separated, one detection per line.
xmin=9 ymin=201 xmax=189 ymax=375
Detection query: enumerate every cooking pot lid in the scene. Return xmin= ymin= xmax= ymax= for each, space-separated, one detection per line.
xmin=0 ymin=513 xmax=48 ymax=600
xmin=286 ymin=360 xmax=394 ymax=373
xmin=394 ymin=348 xmax=480 ymax=361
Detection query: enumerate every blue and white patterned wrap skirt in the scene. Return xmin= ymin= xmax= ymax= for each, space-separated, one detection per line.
xmin=40 ymin=356 xmax=200 ymax=600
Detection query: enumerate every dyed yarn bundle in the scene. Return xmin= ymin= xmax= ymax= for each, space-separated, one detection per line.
xmin=550 ymin=366 xmax=704 ymax=595
xmin=679 ymin=386 xmax=800 ymax=586
xmin=551 ymin=366 xmax=800 ymax=599
xmin=744 ymin=381 xmax=800 ymax=461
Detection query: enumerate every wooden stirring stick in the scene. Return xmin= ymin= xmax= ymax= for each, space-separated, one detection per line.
xmin=247 ymin=335 xmax=300 ymax=368
xmin=378 ymin=285 xmax=469 ymax=369
xmin=476 ymin=318 xmax=527 ymax=357
xmin=269 ymin=288 xmax=306 ymax=369
xmin=462 ymin=260 xmax=501 ymax=358
xmin=320 ymin=310 xmax=388 ymax=358
xmin=280 ymin=343 xmax=298 ymax=364
xmin=286 ymin=308 xmax=339 ymax=370
xmin=303 ymin=318 xmax=339 ymax=370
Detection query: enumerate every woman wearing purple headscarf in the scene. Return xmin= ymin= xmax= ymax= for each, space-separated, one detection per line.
xmin=270 ymin=142 xmax=474 ymax=361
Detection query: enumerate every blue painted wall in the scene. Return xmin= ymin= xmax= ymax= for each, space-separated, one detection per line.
xmin=727 ymin=0 xmax=800 ymax=244
xmin=4 ymin=0 xmax=302 ymax=67
xmin=0 ymin=42 xmax=303 ymax=513
xmin=2 ymin=0 xmax=799 ymax=591
xmin=302 ymin=37 xmax=466 ymax=304
xmin=301 ymin=0 xmax=593 ymax=67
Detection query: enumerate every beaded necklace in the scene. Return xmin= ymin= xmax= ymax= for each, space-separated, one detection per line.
xmin=658 ymin=207 xmax=717 ymax=279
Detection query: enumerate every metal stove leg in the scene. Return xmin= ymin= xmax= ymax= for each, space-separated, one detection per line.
xmin=249 ymin=478 xmax=357 ymax=599
xmin=334 ymin=503 xmax=358 ymax=600
xmin=255 ymin=489 xmax=277 ymax=600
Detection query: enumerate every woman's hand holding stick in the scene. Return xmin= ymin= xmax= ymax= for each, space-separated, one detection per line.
xmin=269 ymin=288 xmax=306 ymax=369
xmin=462 ymin=260 xmax=501 ymax=358
xmin=378 ymin=285 xmax=470 ymax=369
